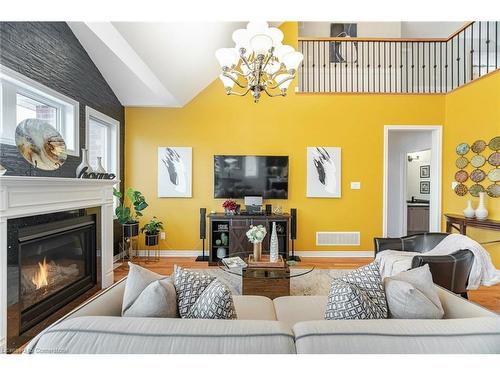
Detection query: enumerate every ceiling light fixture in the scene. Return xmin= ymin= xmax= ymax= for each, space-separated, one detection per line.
xmin=215 ymin=21 xmax=303 ymax=103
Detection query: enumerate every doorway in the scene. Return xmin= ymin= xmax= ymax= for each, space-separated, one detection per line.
xmin=383 ymin=126 xmax=442 ymax=237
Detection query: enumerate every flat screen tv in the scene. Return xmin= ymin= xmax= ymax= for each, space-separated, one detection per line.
xmin=214 ymin=155 xmax=288 ymax=199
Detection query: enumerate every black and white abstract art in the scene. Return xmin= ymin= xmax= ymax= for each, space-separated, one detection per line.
xmin=307 ymin=147 xmax=341 ymax=198
xmin=158 ymin=147 xmax=192 ymax=197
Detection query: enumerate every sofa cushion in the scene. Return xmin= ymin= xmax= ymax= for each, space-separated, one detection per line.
xmin=186 ymin=279 xmax=237 ymax=319
xmin=173 ymin=266 xmax=215 ymax=318
xmin=293 ymin=317 xmax=500 ymax=354
xmin=24 ymin=316 xmax=296 ymax=354
xmin=273 ymin=296 xmax=327 ymax=326
xmin=122 ymin=263 xmax=177 ymax=318
xmin=384 ymin=264 xmax=444 ymax=319
xmin=325 ymin=262 xmax=388 ymax=320
xmin=233 ymin=295 xmax=277 ymax=321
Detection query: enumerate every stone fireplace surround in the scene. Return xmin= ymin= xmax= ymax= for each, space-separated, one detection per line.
xmin=0 ymin=176 xmax=117 ymax=351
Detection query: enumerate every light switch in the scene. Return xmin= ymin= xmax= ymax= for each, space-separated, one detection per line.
xmin=351 ymin=181 xmax=361 ymax=190
xmin=160 ymin=232 xmax=166 ymax=240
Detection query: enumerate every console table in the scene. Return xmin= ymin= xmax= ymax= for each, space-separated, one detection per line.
xmin=207 ymin=213 xmax=290 ymax=265
xmin=444 ymin=214 xmax=500 ymax=245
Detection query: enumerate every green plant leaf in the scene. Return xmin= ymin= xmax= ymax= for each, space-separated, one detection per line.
xmin=113 ymin=188 xmax=122 ymax=198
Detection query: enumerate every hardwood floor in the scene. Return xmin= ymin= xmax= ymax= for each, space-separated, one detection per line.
xmin=114 ymin=256 xmax=500 ymax=313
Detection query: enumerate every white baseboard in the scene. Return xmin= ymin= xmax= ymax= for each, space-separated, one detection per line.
xmin=124 ymin=250 xmax=373 ymax=258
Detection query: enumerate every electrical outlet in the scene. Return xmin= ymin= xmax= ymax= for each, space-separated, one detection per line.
xmin=350 ymin=181 xmax=361 ymax=190
xmin=160 ymin=231 xmax=166 ymax=240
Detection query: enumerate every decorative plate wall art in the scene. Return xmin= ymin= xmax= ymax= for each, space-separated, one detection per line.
xmin=455 ymin=157 xmax=469 ymax=169
xmin=15 ymin=119 xmax=67 ymax=171
xmin=456 ymin=143 xmax=470 ymax=155
xmin=471 ymin=140 xmax=487 ymax=154
xmin=470 ymin=154 xmax=486 ymax=168
xmin=488 ymin=168 xmax=500 ymax=182
xmin=486 ymin=184 xmax=500 ymax=198
xmin=454 ymin=183 xmax=468 ymax=196
xmin=454 ymin=170 xmax=469 ymax=183
xmin=488 ymin=152 xmax=500 ymax=166
xmin=489 ymin=136 xmax=500 ymax=151
xmin=469 ymin=184 xmax=485 ymax=197
xmin=470 ymin=169 xmax=486 ymax=183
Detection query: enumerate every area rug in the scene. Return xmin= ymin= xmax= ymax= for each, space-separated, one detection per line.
xmin=190 ymin=268 xmax=351 ymax=296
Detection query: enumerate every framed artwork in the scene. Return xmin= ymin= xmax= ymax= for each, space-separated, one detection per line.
xmin=420 ymin=181 xmax=430 ymax=194
xmin=420 ymin=165 xmax=430 ymax=178
xmin=158 ymin=147 xmax=192 ymax=197
xmin=306 ymin=147 xmax=341 ymax=198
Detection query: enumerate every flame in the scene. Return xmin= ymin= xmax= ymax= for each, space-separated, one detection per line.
xmin=31 ymin=257 xmax=49 ymax=289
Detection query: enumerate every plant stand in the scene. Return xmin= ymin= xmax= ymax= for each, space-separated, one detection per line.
xmin=144 ymin=234 xmax=160 ymax=263
xmin=121 ymin=234 xmax=139 ymax=265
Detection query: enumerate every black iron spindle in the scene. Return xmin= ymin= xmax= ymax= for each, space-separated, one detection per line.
xmin=496 ymin=22 xmax=498 ymax=70
xmin=351 ymin=41 xmax=354 ymax=92
xmin=328 ymin=41 xmax=332 ymax=92
xmin=456 ymin=33 xmax=460 ymax=88
xmin=486 ymin=22 xmax=490 ymax=74
xmin=463 ymin=30 xmax=466 ymax=84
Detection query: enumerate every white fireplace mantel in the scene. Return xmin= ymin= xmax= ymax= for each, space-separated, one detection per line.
xmin=0 ymin=176 xmax=118 ymax=350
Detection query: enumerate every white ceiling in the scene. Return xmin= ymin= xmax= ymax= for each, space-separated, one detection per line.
xmin=69 ymin=21 xmax=468 ymax=108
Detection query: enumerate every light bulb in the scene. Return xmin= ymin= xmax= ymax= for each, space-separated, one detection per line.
xmin=274 ymin=74 xmax=293 ymax=90
xmin=215 ymin=48 xmax=239 ymax=68
xmin=219 ymin=72 xmax=238 ymax=89
xmin=282 ymin=51 xmax=303 ymax=71
xmin=274 ymin=45 xmax=295 ymax=62
xmin=250 ymin=34 xmax=273 ymax=55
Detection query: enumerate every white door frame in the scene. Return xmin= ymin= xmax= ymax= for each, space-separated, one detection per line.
xmin=383 ymin=125 xmax=443 ymax=237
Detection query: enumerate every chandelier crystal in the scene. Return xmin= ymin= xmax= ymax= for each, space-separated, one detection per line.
xmin=215 ymin=22 xmax=304 ymax=103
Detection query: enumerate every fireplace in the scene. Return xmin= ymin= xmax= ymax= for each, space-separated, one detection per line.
xmin=18 ymin=215 xmax=97 ymax=333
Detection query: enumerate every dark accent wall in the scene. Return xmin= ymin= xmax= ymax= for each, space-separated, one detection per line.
xmin=0 ymin=22 xmax=124 ymax=184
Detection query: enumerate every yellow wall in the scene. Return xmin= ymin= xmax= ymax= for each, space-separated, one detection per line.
xmin=125 ymin=22 xmax=498 ymax=264
xmin=443 ymin=70 xmax=500 ymax=266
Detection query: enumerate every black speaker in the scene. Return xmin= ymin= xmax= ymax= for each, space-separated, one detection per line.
xmin=265 ymin=204 xmax=272 ymax=215
xmin=290 ymin=208 xmax=297 ymax=240
xmin=199 ymin=208 xmax=206 ymax=239
xmin=196 ymin=208 xmax=208 ymax=262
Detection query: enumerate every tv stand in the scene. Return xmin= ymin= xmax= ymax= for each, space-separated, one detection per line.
xmin=207 ymin=213 xmax=290 ymax=266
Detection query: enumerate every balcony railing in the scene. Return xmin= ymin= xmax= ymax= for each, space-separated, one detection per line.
xmin=297 ymin=22 xmax=499 ymax=93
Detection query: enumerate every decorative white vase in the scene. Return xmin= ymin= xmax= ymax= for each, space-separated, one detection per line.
xmin=96 ymin=157 xmax=106 ymax=173
xmin=463 ymin=200 xmax=475 ymax=218
xmin=216 ymin=247 xmax=227 ymax=259
xmin=76 ymin=148 xmax=93 ymax=177
xmin=270 ymin=222 xmax=279 ymax=262
xmin=475 ymin=192 xmax=488 ymax=221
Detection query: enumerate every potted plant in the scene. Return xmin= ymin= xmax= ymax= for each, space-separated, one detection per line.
xmin=222 ymin=199 xmax=238 ymax=215
xmin=141 ymin=216 xmax=164 ymax=246
xmin=113 ymin=187 xmax=148 ymax=237
xmin=246 ymin=225 xmax=267 ymax=261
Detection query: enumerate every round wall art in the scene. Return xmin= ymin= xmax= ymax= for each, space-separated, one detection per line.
xmin=454 ymin=183 xmax=468 ymax=196
xmin=488 ymin=152 xmax=500 ymax=167
xmin=469 ymin=184 xmax=485 ymax=197
xmin=456 ymin=143 xmax=470 ymax=155
xmin=454 ymin=170 xmax=469 ymax=183
xmin=455 ymin=156 xmax=469 ymax=169
xmin=489 ymin=136 xmax=500 ymax=151
xmin=470 ymin=169 xmax=486 ymax=183
xmin=470 ymin=154 xmax=486 ymax=168
xmin=15 ymin=119 xmax=67 ymax=171
xmin=471 ymin=140 xmax=487 ymax=154
xmin=486 ymin=184 xmax=500 ymax=198
xmin=488 ymin=168 xmax=500 ymax=182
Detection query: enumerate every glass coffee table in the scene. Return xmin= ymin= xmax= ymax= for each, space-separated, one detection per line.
xmin=218 ymin=252 xmax=314 ymax=299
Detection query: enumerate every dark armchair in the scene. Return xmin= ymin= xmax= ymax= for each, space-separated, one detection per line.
xmin=374 ymin=232 xmax=474 ymax=298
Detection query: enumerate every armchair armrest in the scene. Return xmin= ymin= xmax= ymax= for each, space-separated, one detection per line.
xmin=373 ymin=237 xmax=403 ymax=255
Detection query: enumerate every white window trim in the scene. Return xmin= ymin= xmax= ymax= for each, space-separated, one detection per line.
xmin=0 ymin=64 xmax=80 ymax=156
xmin=85 ymin=106 xmax=121 ymax=213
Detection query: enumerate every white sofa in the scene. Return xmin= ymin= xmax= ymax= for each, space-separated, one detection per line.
xmin=24 ymin=278 xmax=500 ymax=354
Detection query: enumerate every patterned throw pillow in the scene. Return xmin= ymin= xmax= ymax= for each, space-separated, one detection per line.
xmin=173 ymin=266 xmax=237 ymax=319
xmin=325 ymin=262 xmax=388 ymax=320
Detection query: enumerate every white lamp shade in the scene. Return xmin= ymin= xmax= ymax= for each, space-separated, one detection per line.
xmin=215 ymin=48 xmax=239 ymax=68
xmin=219 ymin=72 xmax=237 ymax=89
xmin=264 ymin=61 xmax=281 ymax=75
xmin=282 ymin=51 xmax=303 ymax=70
xmin=249 ymin=34 xmax=273 ymax=55
xmin=232 ymin=28 xmax=250 ymax=53
xmin=246 ymin=21 xmax=269 ymax=36
xmin=274 ymin=74 xmax=293 ymax=90
xmin=267 ymin=27 xmax=284 ymax=47
xmin=274 ymin=45 xmax=295 ymax=61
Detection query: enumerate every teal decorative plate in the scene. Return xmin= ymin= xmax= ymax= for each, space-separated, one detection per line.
xmin=488 ymin=152 xmax=500 ymax=167
xmin=470 ymin=154 xmax=486 ymax=168
xmin=456 ymin=143 xmax=470 ymax=155
xmin=471 ymin=140 xmax=487 ymax=154
xmin=455 ymin=156 xmax=469 ymax=169
xmin=486 ymin=184 xmax=500 ymax=198
xmin=469 ymin=184 xmax=485 ymax=197
xmin=488 ymin=168 xmax=500 ymax=182
xmin=489 ymin=136 xmax=500 ymax=151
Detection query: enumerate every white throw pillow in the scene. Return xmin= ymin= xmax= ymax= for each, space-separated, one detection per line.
xmin=122 ymin=262 xmax=178 ymax=318
xmin=384 ymin=264 xmax=444 ymax=319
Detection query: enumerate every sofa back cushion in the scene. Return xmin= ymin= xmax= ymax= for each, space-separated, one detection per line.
xmin=24 ymin=316 xmax=296 ymax=354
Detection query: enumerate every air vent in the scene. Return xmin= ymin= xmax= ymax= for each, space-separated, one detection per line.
xmin=316 ymin=232 xmax=360 ymax=246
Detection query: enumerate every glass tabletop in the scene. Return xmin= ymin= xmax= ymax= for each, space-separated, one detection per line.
xmin=218 ymin=252 xmax=315 ymax=279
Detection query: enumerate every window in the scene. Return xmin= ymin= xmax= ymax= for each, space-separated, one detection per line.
xmin=85 ymin=106 xmax=120 ymax=178
xmin=0 ymin=65 xmax=79 ymax=155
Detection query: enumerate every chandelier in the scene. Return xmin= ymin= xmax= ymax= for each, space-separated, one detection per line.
xmin=215 ymin=21 xmax=303 ymax=103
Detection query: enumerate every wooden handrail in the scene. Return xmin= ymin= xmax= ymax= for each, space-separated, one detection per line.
xmin=298 ymin=22 xmax=474 ymax=43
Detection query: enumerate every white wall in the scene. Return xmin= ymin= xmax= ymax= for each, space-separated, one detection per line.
xmin=387 ymin=131 xmax=432 ymax=237
xmin=400 ymin=22 xmax=466 ymax=38
xmin=406 ymin=149 xmax=431 ymax=201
